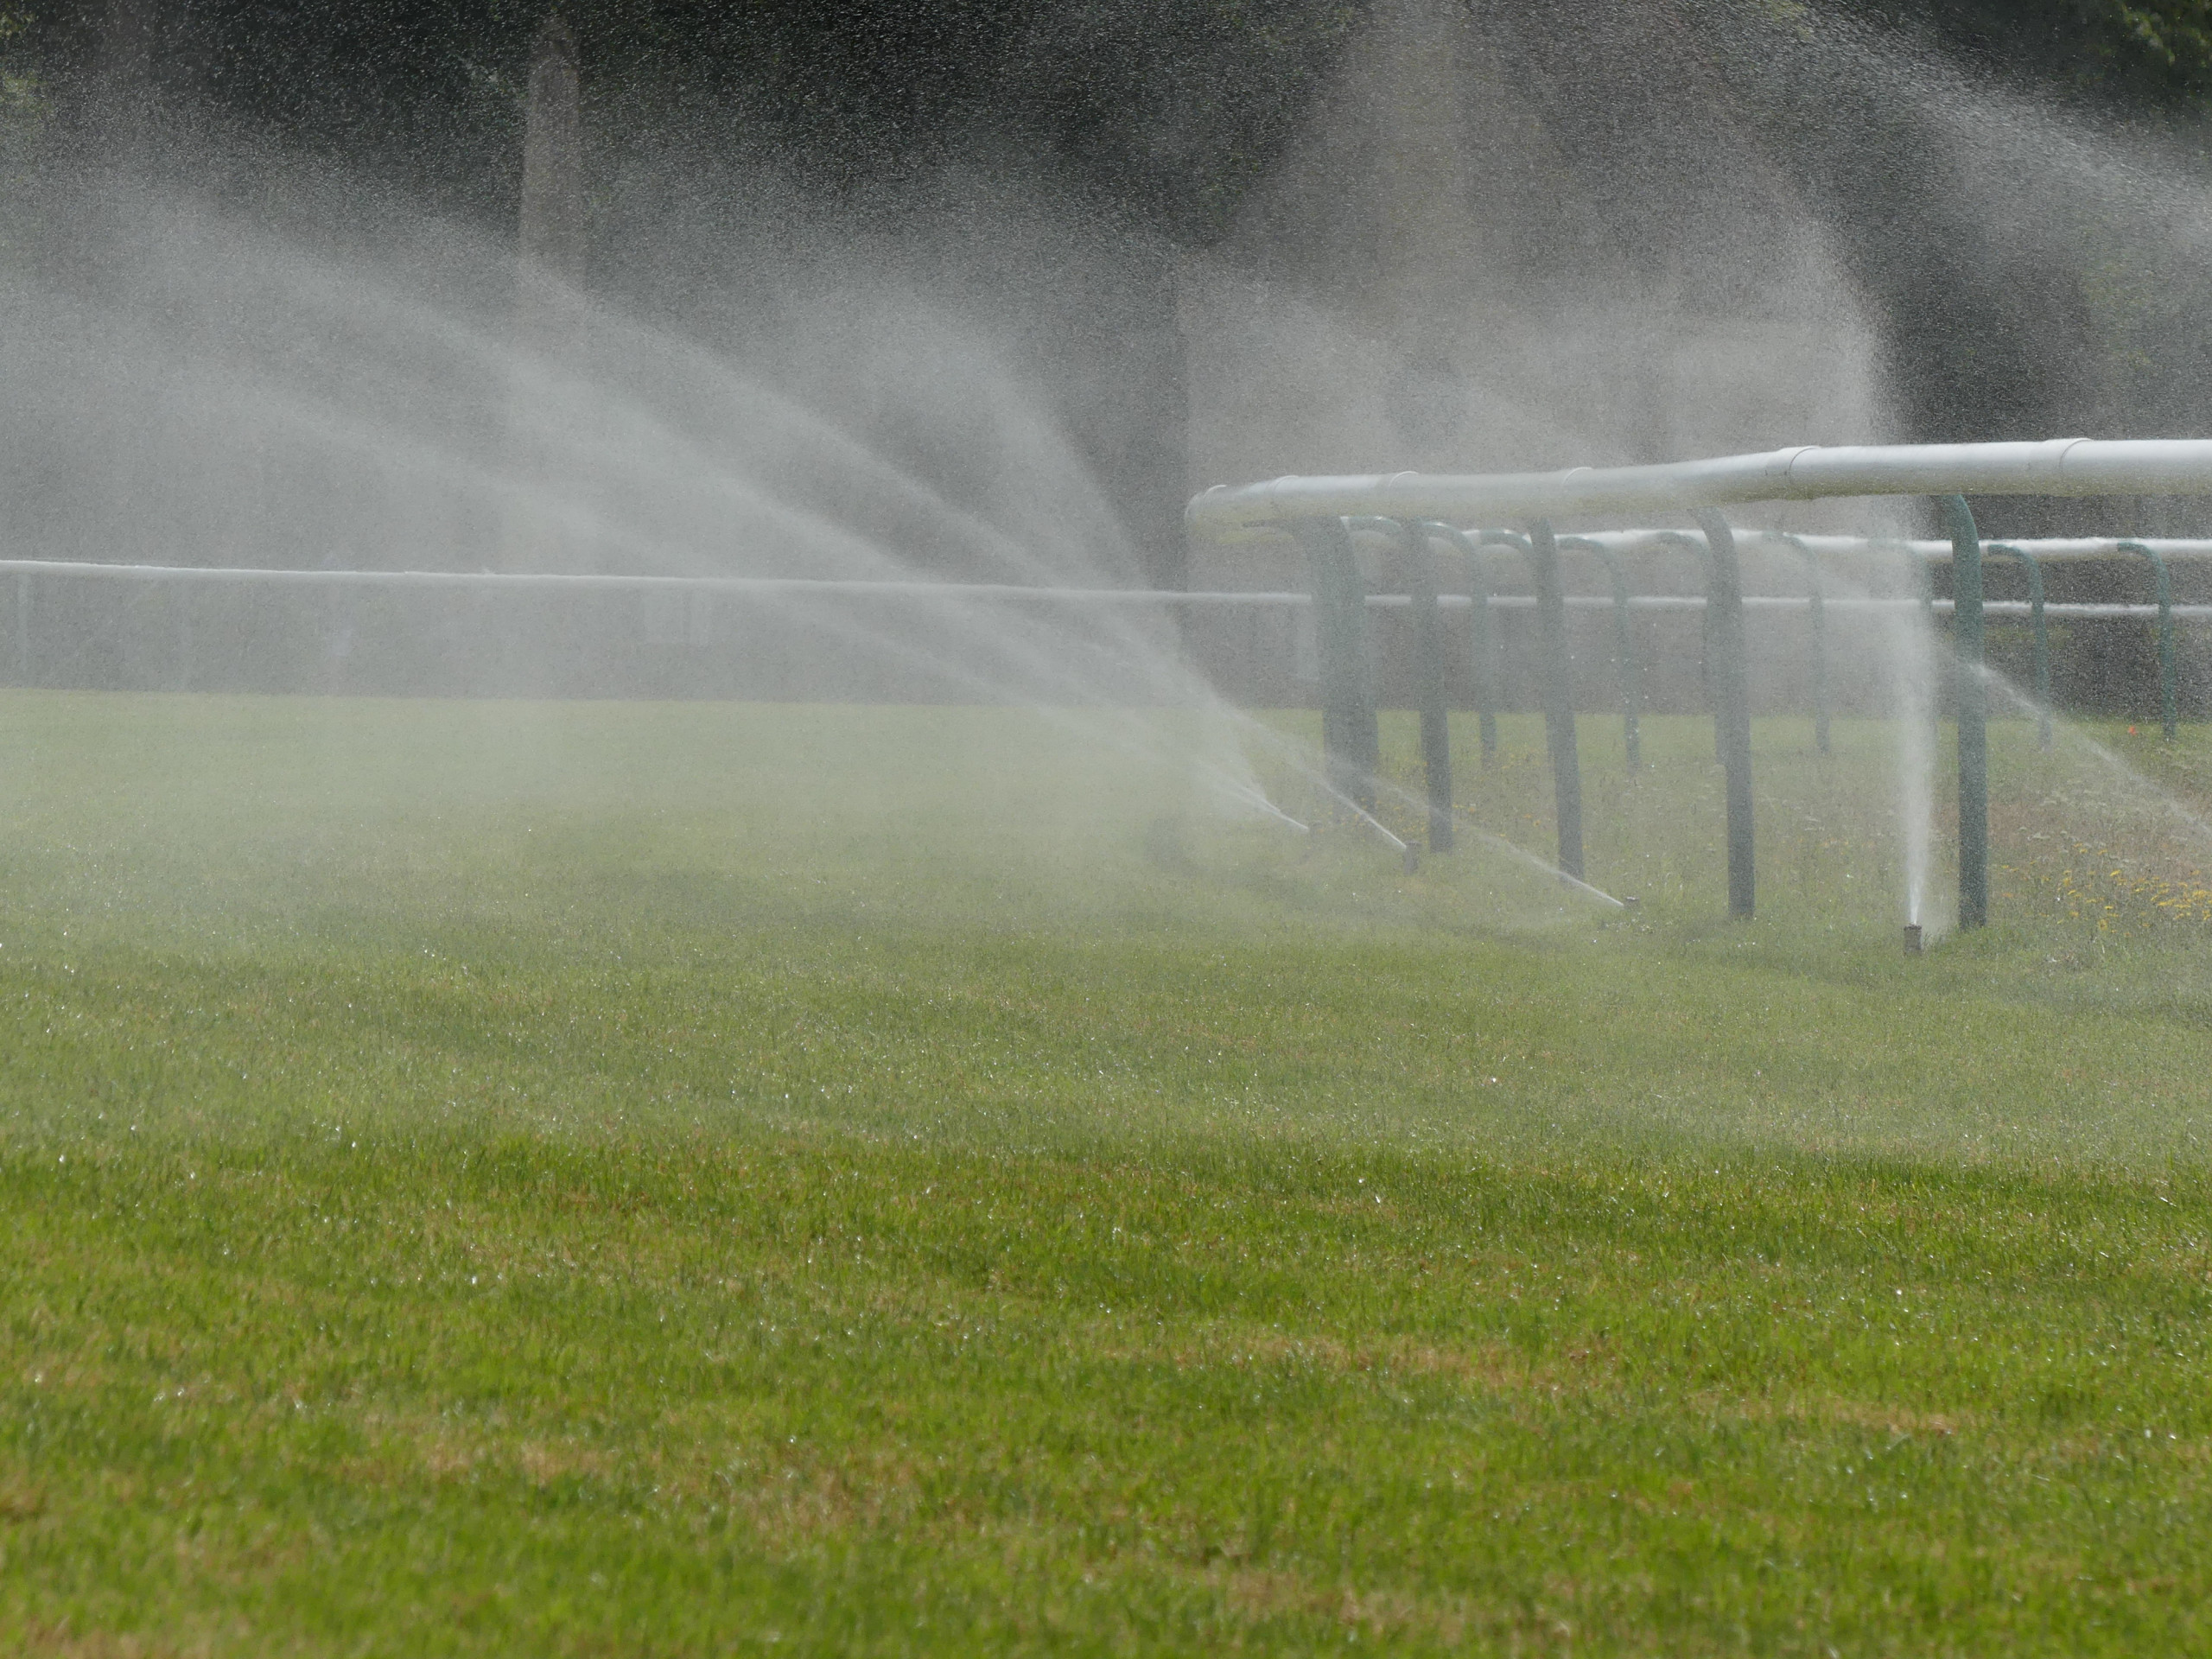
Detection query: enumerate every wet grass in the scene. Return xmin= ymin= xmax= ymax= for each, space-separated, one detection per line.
xmin=6 ymin=693 xmax=2212 ymax=1655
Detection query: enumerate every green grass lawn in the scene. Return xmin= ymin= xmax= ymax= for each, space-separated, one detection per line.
xmin=7 ymin=692 xmax=2212 ymax=1655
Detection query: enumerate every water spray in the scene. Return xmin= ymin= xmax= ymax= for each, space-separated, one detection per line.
xmin=1241 ymin=791 xmax=1314 ymax=836
xmin=1262 ymin=740 xmax=1415 ymax=866
xmin=1360 ymin=766 xmax=1627 ymax=904
xmin=1339 ymin=796 xmax=1418 ymax=872
xmin=1233 ymin=710 xmax=1635 ymax=894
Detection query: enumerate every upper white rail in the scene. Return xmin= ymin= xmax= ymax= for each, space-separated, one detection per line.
xmin=1185 ymin=439 xmax=2212 ymax=533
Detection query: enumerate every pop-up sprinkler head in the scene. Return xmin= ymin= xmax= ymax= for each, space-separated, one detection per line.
xmin=1402 ymin=845 xmax=1421 ymax=875
xmin=1904 ymin=923 xmax=1923 ymax=956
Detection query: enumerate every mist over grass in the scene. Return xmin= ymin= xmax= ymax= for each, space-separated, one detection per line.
xmin=5 ymin=695 xmax=2212 ymax=1168
xmin=8 ymin=696 xmax=2212 ymax=1655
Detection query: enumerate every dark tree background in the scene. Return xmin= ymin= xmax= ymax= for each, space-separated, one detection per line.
xmin=12 ymin=0 xmax=2212 ymax=563
xmin=1852 ymin=0 xmax=2212 ymax=105
xmin=31 ymin=1 xmax=2201 ymax=248
xmin=22 ymin=0 xmax=1356 ymax=236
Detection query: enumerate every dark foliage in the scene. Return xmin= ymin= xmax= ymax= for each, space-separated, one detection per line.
xmin=13 ymin=0 xmax=2212 ymax=508
xmin=1847 ymin=0 xmax=2212 ymax=105
xmin=24 ymin=2 xmax=1357 ymax=237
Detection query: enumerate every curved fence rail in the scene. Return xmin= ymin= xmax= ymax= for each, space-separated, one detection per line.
xmin=11 ymin=495 xmax=2212 ymax=931
xmin=1189 ymin=439 xmax=2212 ymax=929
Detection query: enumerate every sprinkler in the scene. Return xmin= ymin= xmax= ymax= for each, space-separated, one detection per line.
xmin=1402 ymin=845 xmax=1420 ymax=875
xmin=1904 ymin=924 xmax=1923 ymax=956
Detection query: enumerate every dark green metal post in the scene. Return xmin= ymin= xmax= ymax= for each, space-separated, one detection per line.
xmin=1478 ymin=529 xmax=1548 ymax=765
xmin=1292 ymin=517 xmax=1380 ymax=812
xmin=1527 ymin=519 xmax=1585 ymax=880
xmin=1422 ymin=523 xmax=1501 ymax=768
xmin=10 ymin=574 xmax=28 ymax=684
xmin=2116 ymin=541 xmax=2177 ymax=739
xmin=1780 ymin=535 xmax=1829 ymax=755
xmin=1386 ymin=520 xmax=1455 ymax=852
xmin=1942 ymin=496 xmax=1988 ymax=931
xmin=1559 ymin=536 xmax=1642 ymax=770
xmin=1652 ymin=530 xmax=1725 ymax=763
xmin=1691 ymin=510 xmax=1756 ymax=919
xmin=1986 ymin=543 xmax=2051 ymax=750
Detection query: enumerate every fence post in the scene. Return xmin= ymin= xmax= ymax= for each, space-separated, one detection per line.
xmin=1291 ymin=517 xmax=1379 ymax=812
xmin=1526 ymin=519 xmax=1585 ymax=880
xmin=1389 ymin=520 xmax=1454 ymax=852
xmin=2116 ymin=541 xmax=2177 ymax=739
xmin=1421 ymin=524 xmax=1501 ymax=769
xmin=1649 ymin=530 xmax=1726 ymax=764
xmin=1691 ymin=510 xmax=1756 ymax=919
xmin=1986 ymin=543 xmax=2052 ymax=750
xmin=1559 ymin=536 xmax=1641 ymax=770
xmin=1942 ymin=496 xmax=1988 ymax=930
xmin=1476 ymin=527 xmax=1556 ymax=771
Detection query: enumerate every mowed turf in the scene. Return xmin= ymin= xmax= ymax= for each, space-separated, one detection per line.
xmin=5 ymin=692 xmax=2212 ymax=1655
